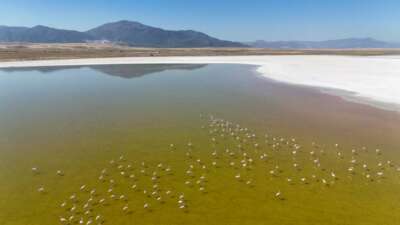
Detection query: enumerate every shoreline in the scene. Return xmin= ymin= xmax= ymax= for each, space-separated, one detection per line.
xmin=2 ymin=43 xmax=400 ymax=62
xmin=0 ymin=55 xmax=399 ymax=112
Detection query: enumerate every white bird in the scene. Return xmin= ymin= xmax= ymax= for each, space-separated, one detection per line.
xmin=70 ymin=194 xmax=76 ymax=201
xmin=31 ymin=167 xmax=39 ymax=174
xmin=38 ymin=186 xmax=45 ymax=193
xmin=275 ymin=191 xmax=282 ymax=199
xmin=235 ymin=174 xmax=241 ymax=180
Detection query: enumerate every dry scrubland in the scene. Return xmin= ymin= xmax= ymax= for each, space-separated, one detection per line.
xmin=1 ymin=43 xmax=400 ymax=61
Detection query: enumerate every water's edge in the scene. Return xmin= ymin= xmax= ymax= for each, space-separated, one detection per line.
xmin=1 ymin=55 xmax=399 ymax=112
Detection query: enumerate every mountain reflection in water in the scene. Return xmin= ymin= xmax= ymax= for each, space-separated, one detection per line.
xmin=0 ymin=64 xmax=207 ymax=78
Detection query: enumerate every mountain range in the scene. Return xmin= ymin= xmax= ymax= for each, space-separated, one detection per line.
xmin=247 ymin=38 xmax=400 ymax=49
xmin=0 ymin=20 xmax=245 ymax=48
xmin=0 ymin=20 xmax=399 ymax=49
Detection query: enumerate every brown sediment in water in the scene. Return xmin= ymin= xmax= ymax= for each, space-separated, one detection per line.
xmin=237 ymin=70 xmax=400 ymax=152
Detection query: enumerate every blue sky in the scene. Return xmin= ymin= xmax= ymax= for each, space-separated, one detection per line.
xmin=1 ymin=0 xmax=399 ymax=42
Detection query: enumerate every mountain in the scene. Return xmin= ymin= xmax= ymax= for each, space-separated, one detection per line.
xmin=248 ymin=38 xmax=400 ymax=49
xmin=0 ymin=26 xmax=28 ymax=42
xmin=0 ymin=25 xmax=94 ymax=43
xmin=2 ymin=21 xmax=398 ymax=49
xmin=87 ymin=20 xmax=246 ymax=48
xmin=0 ymin=20 xmax=246 ymax=48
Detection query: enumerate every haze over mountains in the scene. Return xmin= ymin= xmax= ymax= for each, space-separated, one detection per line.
xmin=247 ymin=38 xmax=400 ymax=49
xmin=0 ymin=20 xmax=399 ymax=48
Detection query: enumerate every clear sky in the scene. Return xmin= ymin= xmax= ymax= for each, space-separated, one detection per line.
xmin=1 ymin=0 xmax=399 ymax=42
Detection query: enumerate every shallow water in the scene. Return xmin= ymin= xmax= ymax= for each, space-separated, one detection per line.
xmin=1 ymin=64 xmax=400 ymax=225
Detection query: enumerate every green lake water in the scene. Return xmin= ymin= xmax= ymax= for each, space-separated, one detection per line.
xmin=1 ymin=64 xmax=400 ymax=225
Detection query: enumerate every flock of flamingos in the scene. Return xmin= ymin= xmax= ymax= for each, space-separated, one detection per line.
xmin=31 ymin=114 xmax=395 ymax=225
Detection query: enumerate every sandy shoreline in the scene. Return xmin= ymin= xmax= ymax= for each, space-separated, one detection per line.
xmin=0 ymin=55 xmax=399 ymax=112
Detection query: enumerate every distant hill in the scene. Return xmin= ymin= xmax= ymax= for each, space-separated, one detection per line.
xmin=247 ymin=38 xmax=400 ymax=49
xmin=87 ymin=20 xmax=246 ymax=48
xmin=0 ymin=20 xmax=246 ymax=48
xmin=0 ymin=25 xmax=94 ymax=43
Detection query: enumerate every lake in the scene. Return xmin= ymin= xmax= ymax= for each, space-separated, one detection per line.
xmin=1 ymin=64 xmax=400 ymax=225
